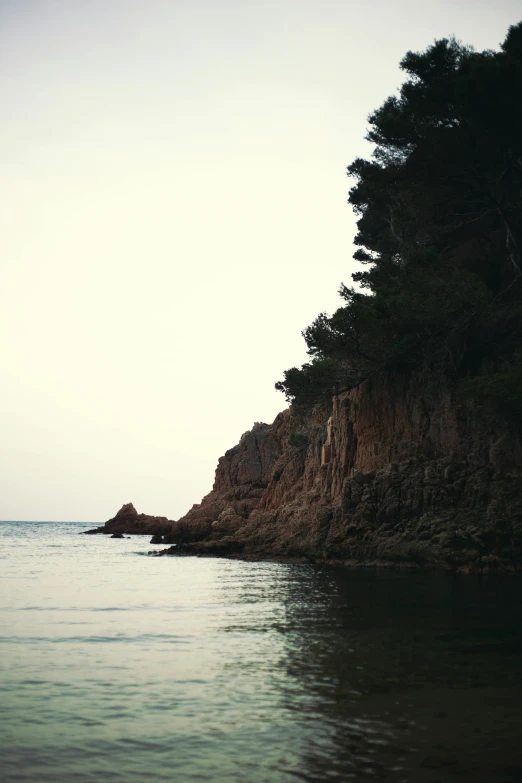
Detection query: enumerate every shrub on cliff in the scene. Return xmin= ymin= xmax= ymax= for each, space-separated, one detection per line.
xmin=275 ymin=357 xmax=341 ymax=406
xmin=288 ymin=431 xmax=309 ymax=449
xmin=277 ymin=22 xmax=522 ymax=411
xmin=461 ymin=353 xmax=522 ymax=421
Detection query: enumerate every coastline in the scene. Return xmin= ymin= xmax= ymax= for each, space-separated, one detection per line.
xmin=84 ymin=371 xmax=522 ymax=576
xmin=82 ymin=525 xmax=521 ymax=573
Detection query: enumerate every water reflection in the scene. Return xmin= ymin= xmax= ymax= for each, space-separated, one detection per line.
xmin=216 ymin=565 xmax=522 ymax=781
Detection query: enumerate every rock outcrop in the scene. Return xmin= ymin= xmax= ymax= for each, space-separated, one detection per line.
xmin=95 ymin=370 xmax=522 ymax=571
xmin=165 ymin=420 xmax=289 ymax=543
xmin=82 ymin=502 xmax=175 ymax=536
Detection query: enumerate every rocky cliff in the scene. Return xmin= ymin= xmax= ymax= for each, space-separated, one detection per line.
xmin=96 ymin=370 xmax=522 ymax=571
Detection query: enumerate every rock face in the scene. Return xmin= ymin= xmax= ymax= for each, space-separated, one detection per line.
xmin=167 ymin=420 xmax=288 ymax=543
xmin=96 ymin=370 xmax=522 ymax=570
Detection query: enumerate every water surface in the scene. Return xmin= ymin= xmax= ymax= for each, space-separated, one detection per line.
xmin=1 ymin=521 xmax=521 ymax=782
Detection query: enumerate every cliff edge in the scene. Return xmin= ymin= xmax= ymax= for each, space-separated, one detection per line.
xmin=97 ymin=370 xmax=522 ymax=571
xmin=91 ymin=26 xmax=522 ymax=572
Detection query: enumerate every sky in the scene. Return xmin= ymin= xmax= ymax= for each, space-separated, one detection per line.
xmin=1 ymin=0 xmax=520 ymax=522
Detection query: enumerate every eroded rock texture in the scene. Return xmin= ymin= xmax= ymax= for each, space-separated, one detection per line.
xmin=100 ymin=371 xmax=522 ymax=570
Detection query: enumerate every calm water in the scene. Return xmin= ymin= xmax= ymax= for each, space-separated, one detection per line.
xmin=1 ymin=522 xmax=522 ymax=782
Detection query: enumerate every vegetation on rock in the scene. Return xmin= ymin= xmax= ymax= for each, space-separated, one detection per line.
xmin=276 ymin=22 xmax=522 ymax=417
xmin=288 ymin=430 xmax=309 ymax=449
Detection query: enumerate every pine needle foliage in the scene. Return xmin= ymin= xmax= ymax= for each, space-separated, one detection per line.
xmin=277 ymin=22 xmax=522 ymax=416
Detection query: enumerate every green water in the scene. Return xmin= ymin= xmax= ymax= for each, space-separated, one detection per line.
xmin=1 ymin=521 xmax=521 ymax=782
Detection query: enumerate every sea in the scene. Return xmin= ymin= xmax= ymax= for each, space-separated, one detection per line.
xmin=1 ymin=520 xmax=521 ymax=783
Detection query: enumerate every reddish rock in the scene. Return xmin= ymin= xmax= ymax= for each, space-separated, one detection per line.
xmin=83 ymin=502 xmax=175 ymax=536
xmin=92 ymin=370 xmax=522 ymax=570
xmin=164 ymin=371 xmax=522 ymax=569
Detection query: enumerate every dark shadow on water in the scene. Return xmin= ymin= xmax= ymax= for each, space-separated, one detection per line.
xmin=217 ymin=566 xmax=522 ymax=782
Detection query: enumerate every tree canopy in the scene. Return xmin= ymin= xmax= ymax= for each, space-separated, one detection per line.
xmin=276 ymin=22 xmax=522 ymax=417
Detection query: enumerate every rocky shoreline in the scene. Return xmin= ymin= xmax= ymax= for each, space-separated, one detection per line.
xmin=84 ymin=370 xmax=522 ymax=574
xmin=146 ymin=542 xmax=520 ymax=574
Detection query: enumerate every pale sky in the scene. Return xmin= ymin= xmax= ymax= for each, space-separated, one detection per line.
xmin=1 ymin=0 xmax=520 ymax=521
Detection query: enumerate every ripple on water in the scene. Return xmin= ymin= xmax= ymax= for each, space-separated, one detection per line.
xmin=0 ymin=521 xmax=522 ymax=783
